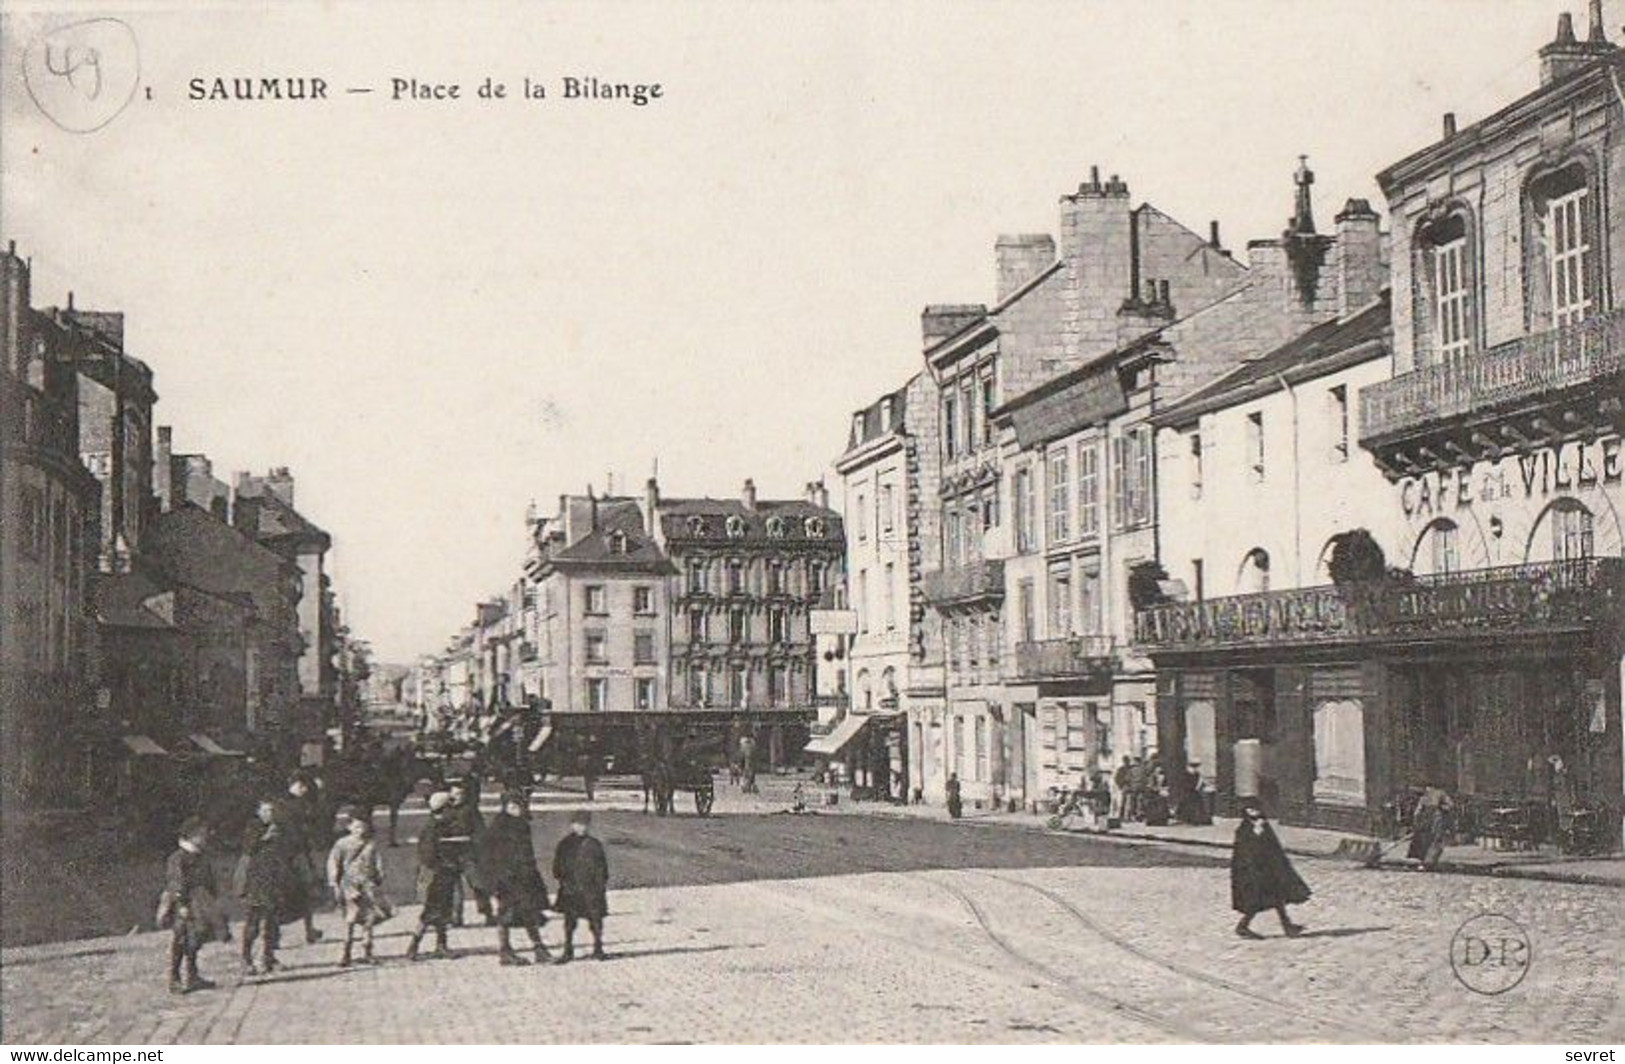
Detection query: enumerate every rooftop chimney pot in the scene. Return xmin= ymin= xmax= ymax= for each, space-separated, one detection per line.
xmin=1443 ymin=112 xmax=1457 ymax=138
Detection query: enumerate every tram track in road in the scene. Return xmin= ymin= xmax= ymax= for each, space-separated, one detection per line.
xmin=970 ymin=869 xmax=1397 ymax=1042
xmin=915 ymin=872 xmax=1197 ymax=1040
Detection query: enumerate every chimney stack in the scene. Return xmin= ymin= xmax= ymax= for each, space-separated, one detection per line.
xmin=1335 ymin=198 xmax=1385 ymax=318
xmin=808 ymin=478 xmax=829 ymax=510
xmin=921 ymin=304 xmax=987 ymax=350
xmin=644 ymin=476 xmax=660 ymax=537
xmin=1588 ymin=0 xmax=1606 ymax=42
xmin=155 ymin=426 xmax=174 ymax=512
xmin=994 ymin=234 xmax=1056 ymax=302
xmin=1540 ymin=7 xmax=1612 ymax=85
xmin=1442 ymin=112 xmax=1457 ymax=138
xmin=741 ymin=478 xmax=757 ymax=512
xmin=1209 ymin=220 xmax=1222 ymax=249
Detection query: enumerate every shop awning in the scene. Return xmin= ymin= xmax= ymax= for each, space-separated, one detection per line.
xmin=121 ymin=734 xmax=168 ymax=757
xmin=189 ymin=733 xmax=244 ymax=757
xmin=805 ymin=714 xmax=869 ymax=756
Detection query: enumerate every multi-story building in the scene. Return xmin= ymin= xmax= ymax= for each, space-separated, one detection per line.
xmin=524 ymin=491 xmax=674 ymax=715
xmin=830 ymin=372 xmax=940 ymax=796
xmin=996 ymin=167 xmax=1388 ymax=807
xmin=0 ymin=243 xmax=102 ymax=806
xmin=654 ymin=477 xmax=844 ymax=766
xmin=916 ymin=167 xmax=1252 ymax=809
xmin=233 ymin=469 xmax=337 ymax=751
xmin=1138 ymin=6 xmax=1623 ymax=839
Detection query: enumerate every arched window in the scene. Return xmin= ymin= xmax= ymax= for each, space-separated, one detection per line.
xmin=1414 ymin=209 xmax=1477 ymax=367
xmin=1529 ymin=498 xmax=1595 ymax=563
xmin=880 ymin=666 xmax=897 ymax=706
xmin=1525 ymin=160 xmax=1600 ymax=331
xmin=1236 ymin=548 xmax=1271 ymax=594
xmin=1411 ymin=518 xmax=1460 ymax=576
xmin=855 ymin=669 xmax=872 ymax=712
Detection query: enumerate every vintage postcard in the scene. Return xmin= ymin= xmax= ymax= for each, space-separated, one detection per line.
xmin=1 ymin=0 xmax=1621 ymax=1049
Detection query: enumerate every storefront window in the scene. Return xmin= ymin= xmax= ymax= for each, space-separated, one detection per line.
xmin=1312 ymin=698 xmax=1366 ymax=805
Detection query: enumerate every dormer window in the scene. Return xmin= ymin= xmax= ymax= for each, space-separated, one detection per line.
xmin=879 ymin=397 xmax=895 ymax=432
xmin=765 ymin=515 xmax=787 ymax=538
xmin=725 ymin=514 xmax=746 ymax=539
xmin=608 ymin=531 xmax=630 ymax=554
xmin=804 ymin=516 xmax=825 ymax=538
xmin=686 ymin=515 xmax=707 ymax=537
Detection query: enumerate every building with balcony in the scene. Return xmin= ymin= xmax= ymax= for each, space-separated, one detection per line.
xmin=828 ymin=373 xmax=940 ymax=799
xmin=653 ymin=477 xmax=844 ymax=767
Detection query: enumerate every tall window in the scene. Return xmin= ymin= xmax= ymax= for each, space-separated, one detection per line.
xmin=635 ymin=677 xmax=656 ymax=710
xmin=1246 ymin=412 xmax=1265 ymax=483
xmin=1048 ymin=563 xmax=1072 ymax=636
xmin=981 ymin=373 xmax=998 ymax=446
xmin=1078 ymin=443 xmax=1100 ymax=537
xmin=1111 ymin=428 xmax=1152 ymax=529
xmin=726 ymin=559 xmax=744 ymax=594
xmin=1078 ymin=567 xmax=1100 ymax=634
xmin=854 ymin=494 xmax=868 ymax=542
xmin=729 ymin=607 xmax=746 ymax=644
xmin=944 ymin=507 xmax=961 ymax=567
xmin=586 ymin=678 xmax=608 ymax=712
xmin=768 ymin=606 xmax=788 ymax=643
xmin=952 ymin=715 xmax=966 ymax=778
xmin=1327 ymin=386 xmax=1349 ymax=463
xmin=768 ymin=665 xmax=786 ymax=706
xmin=962 ymin=378 xmax=977 ymax=455
xmin=879 ymin=483 xmax=894 ymax=535
xmin=730 ymin=664 xmax=749 ymax=708
xmin=634 ymin=631 xmax=656 ymax=664
xmin=943 ymin=394 xmax=959 ymax=459
xmin=981 ymin=488 xmax=999 ymax=531
xmin=857 ymin=569 xmax=869 ymax=632
xmin=1549 ymin=187 xmax=1591 ymax=327
xmin=633 ymin=586 xmax=654 ymax=614
xmin=1434 ymin=234 xmax=1471 ymax=361
xmin=1424 ymin=519 xmax=1460 ymax=576
xmin=1553 ymin=501 xmax=1595 ymax=561
xmin=808 ymin=561 xmax=826 ymax=598
xmin=687 ymin=559 xmax=706 ymax=594
xmin=1189 ymin=432 xmax=1204 ymax=498
xmin=1017 ymin=579 xmax=1035 ymax=642
xmin=584 ymin=585 xmax=607 ymax=614
xmin=690 ymin=664 xmax=708 ymax=706
xmin=1047 ymin=449 xmax=1071 ymax=544
xmin=883 ymin=562 xmax=896 ymax=631
xmin=974 ymin=716 xmax=989 ymax=782
xmin=688 ymin=608 xmax=706 ymax=642
xmin=585 ymin=631 xmax=608 ymax=663
xmin=767 ymin=561 xmax=784 ymax=595
xmin=1013 ymin=467 xmax=1035 ymax=553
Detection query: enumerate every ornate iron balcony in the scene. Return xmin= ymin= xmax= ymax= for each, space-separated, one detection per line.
xmin=1359 ymin=309 xmax=1624 ymax=444
xmin=1013 ymin=636 xmax=1116 ymax=680
xmin=1135 ymin=558 xmax=1622 ymax=651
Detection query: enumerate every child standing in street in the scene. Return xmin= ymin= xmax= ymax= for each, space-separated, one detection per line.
xmin=406 ymin=791 xmax=461 ymax=961
xmin=160 ymin=817 xmax=225 ymax=994
xmin=327 ymin=812 xmax=392 ymax=966
xmin=238 ymin=798 xmax=292 ymax=975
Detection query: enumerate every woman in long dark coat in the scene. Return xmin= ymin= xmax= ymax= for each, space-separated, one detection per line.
xmin=479 ymin=790 xmax=552 ymax=966
xmin=1406 ymin=786 xmax=1453 ymax=870
xmin=1231 ymin=800 xmax=1309 ymax=938
xmin=552 ymin=810 xmax=609 ymax=962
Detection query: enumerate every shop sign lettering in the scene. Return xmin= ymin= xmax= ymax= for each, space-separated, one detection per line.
xmin=1401 ymin=435 xmax=1621 ymax=520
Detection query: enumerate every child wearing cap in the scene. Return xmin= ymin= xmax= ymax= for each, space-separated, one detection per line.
xmin=552 ymin=810 xmax=610 ymax=962
xmin=406 ymin=792 xmax=461 ymax=960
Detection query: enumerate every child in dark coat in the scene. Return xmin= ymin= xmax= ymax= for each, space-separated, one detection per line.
xmin=480 ymin=790 xmax=552 ymax=966
xmin=239 ymin=798 xmax=293 ymax=974
xmin=162 ymin=817 xmax=225 ymax=993
xmin=406 ymin=792 xmax=461 ymax=960
xmin=1231 ymin=800 xmax=1310 ymax=939
xmin=552 ymin=810 xmax=609 ymax=962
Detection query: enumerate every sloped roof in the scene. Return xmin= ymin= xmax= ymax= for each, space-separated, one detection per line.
xmin=659 ymin=497 xmax=844 ymax=544
xmin=239 ymin=489 xmax=330 ymax=545
xmin=1154 ymin=291 xmax=1390 ymax=426
xmin=94 ymin=569 xmax=177 ymax=630
xmin=552 ymin=499 xmax=672 ymax=568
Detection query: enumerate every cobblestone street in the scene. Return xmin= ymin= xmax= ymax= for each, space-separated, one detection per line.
xmin=3 ymin=803 xmax=1619 ymax=1044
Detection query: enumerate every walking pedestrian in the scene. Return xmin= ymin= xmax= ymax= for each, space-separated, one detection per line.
xmin=326 ymin=812 xmax=391 ymax=966
xmin=444 ymin=778 xmax=494 ymax=926
xmin=945 ymin=773 xmax=963 ymax=819
xmin=1231 ymin=800 xmax=1309 ymax=939
xmin=406 ymin=792 xmax=461 ymax=961
xmin=283 ymin=773 xmax=325 ymax=945
xmin=159 ymin=817 xmax=225 ymax=994
xmin=1111 ymin=755 xmax=1134 ymax=821
xmin=552 ymin=810 xmax=609 ymax=962
xmin=739 ymin=734 xmax=757 ymax=794
xmin=237 ymin=798 xmax=292 ymax=975
xmin=480 ymin=790 xmax=553 ymax=966
xmin=1406 ymin=785 xmax=1454 ymax=871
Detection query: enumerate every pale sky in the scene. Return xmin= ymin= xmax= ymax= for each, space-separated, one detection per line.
xmin=2 ymin=0 xmax=1612 ymax=662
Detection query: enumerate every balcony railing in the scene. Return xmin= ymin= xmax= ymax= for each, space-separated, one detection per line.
xmin=1135 ymin=558 xmax=1622 ymax=652
xmin=920 ymin=559 xmax=1005 ymax=606
xmin=1359 ymin=309 xmax=1624 ymax=442
xmin=1013 ymin=636 xmax=1116 ymax=681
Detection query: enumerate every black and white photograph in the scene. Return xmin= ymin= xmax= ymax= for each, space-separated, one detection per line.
xmin=0 ymin=0 xmax=1621 ymax=1049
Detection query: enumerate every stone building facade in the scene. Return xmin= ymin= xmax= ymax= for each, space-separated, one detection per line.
xmin=0 ymin=244 xmax=102 ymax=805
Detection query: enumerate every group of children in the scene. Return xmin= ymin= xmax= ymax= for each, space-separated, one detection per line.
xmin=160 ymin=780 xmax=610 ymax=994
